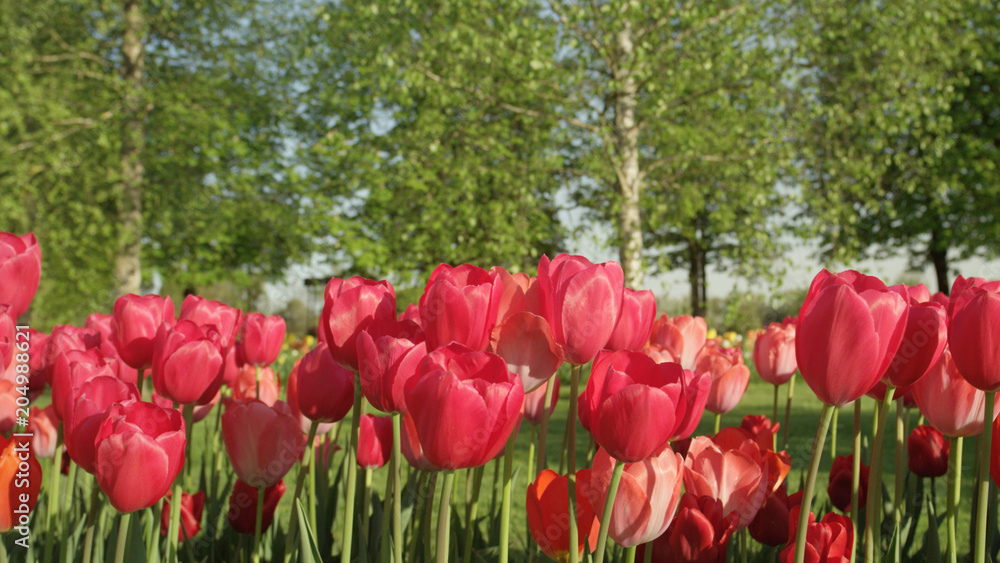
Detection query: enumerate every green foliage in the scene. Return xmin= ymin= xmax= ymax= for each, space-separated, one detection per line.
xmin=0 ymin=0 xmax=320 ymax=327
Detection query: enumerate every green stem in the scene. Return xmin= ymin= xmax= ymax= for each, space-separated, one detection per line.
xmin=538 ymin=379 xmax=556 ymax=471
xmin=255 ymin=364 xmax=261 ymax=399
xmin=567 ymin=364 xmax=582 ymax=563
xmin=437 ymin=471 xmax=456 ymax=563
xmin=167 ymin=480 xmax=182 ymax=562
xmin=59 ymin=458 xmax=79 ymax=563
xmin=713 ymin=412 xmax=721 ymax=435
xmin=792 ymin=403 xmax=835 ymax=563
xmin=182 ymin=403 xmax=194 ymax=484
xmin=392 ymin=414 xmax=403 ymax=563
xmin=830 ymin=407 xmax=839 ymax=461
xmin=82 ymin=481 xmax=102 ymax=563
xmin=783 ymin=375 xmax=795 ymax=450
xmin=147 ymin=502 xmax=162 ymax=562
xmin=463 ymin=466 xmax=485 ymax=563
xmin=43 ymin=426 xmax=65 ymax=563
xmin=499 ymin=435 xmax=516 ymax=563
xmin=864 ymin=385 xmax=896 ymax=563
xmin=593 ymin=460 xmax=625 ymax=563
xmin=947 ymin=436 xmax=963 ymax=563
xmin=643 ymin=541 xmax=654 ymax=563
xmin=974 ymin=392 xmax=995 ymax=563
xmin=625 ymin=545 xmax=637 ymax=563
xmin=526 ymin=425 xmax=537 ymax=558
xmin=422 ymin=472 xmax=438 ymax=563
xmin=342 ymin=378 xmax=363 ymax=561
xmin=894 ymin=399 xmax=906 ymax=563
xmin=254 ymin=485 xmax=265 ymax=563
xmin=284 ymin=420 xmax=319 ymax=563
xmin=772 ymin=384 xmax=780 ymax=450
xmin=362 ymin=467 xmax=372 ymax=542
xmin=114 ymin=512 xmax=132 ymax=563
xmin=488 ymin=455 xmax=501 ymax=536
xmin=850 ymin=400 xmax=862 ymax=563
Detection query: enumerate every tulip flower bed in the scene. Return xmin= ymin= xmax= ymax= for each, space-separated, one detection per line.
xmin=1 ymin=232 xmax=999 ymax=563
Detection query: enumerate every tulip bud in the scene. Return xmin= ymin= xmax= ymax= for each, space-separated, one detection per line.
xmin=907 ymin=425 xmax=949 ymax=478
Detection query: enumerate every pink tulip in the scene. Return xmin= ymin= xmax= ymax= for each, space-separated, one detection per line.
xmin=493 ymin=311 xmax=563 ymax=393
xmin=911 ymin=347 xmax=1000 ymax=437
xmin=650 ymin=314 xmax=708 ymax=370
xmin=221 ymin=399 xmax=306 ymax=488
xmin=949 ymin=278 xmax=1000 ymax=391
xmin=51 ymin=349 xmax=125 ymax=422
xmin=752 ymin=322 xmax=797 ymax=386
xmin=231 ymin=364 xmax=281 ymax=406
xmin=882 ymin=299 xmax=947 ymax=388
xmin=683 ymin=436 xmax=767 ymax=529
xmin=358 ymin=327 xmax=428 ymax=414
xmin=236 ymin=313 xmax=286 ymax=367
xmin=419 ymin=264 xmax=503 ymax=352
xmin=795 ymin=270 xmax=908 ymax=407
xmin=0 ymin=232 xmax=41 ymax=319
xmin=28 ymin=405 xmax=59 ymax=458
xmin=111 ymin=294 xmax=176 ymax=371
xmin=319 ymin=277 xmax=397 ymax=369
xmin=696 ymin=342 xmax=751 ymax=415
xmin=178 ymin=295 xmax=243 ymax=351
xmin=582 ymin=350 xmax=689 ymax=462
xmin=357 ymin=414 xmax=393 ymax=469
xmin=0 ymin=307 xmax=14 ymax=371
xmin=94 ymin=400 xmax=186 ymax=513
xmin=151 ymin=320 xmax=225 ymax=405
xmin=404 ymin=343 xmax=523 ymax=469
xmin=537 ymin=254 xmax=625 ymax=365
xmin=41 ymin=324 xmax=101 ymax=384
xmin=605 ymin=288 xmax=657 ymax=352
xmin=400 ymin=411 xmax=435 ymax=471
xmin=489 ymin=266 xmax=532 ymax=324
xmin=580 ymin=446 xmax=685 ymax=547
xmin=66 ymin=376 xmax=140 ymax=473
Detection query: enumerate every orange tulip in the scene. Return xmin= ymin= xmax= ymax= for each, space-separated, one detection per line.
xmin=526 ymin=469 xmax=600 ymax=562
xmin=0 ymin=433 xmax=42 ymax=532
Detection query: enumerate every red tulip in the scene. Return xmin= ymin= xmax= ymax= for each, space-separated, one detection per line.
xmin=111 ymin=294 xmax=176 ymax=371
xmin=523 ymin=378 xmax=560 ymax=426
xmin=151 ymin=320 xmax=225 ymax=405
xmin=637 ymin=493 xmax=739 ymax=563
xmin=0 ymin=307 xmax=13 ymax=371
xmin=51 ymin=349 xmax=125 ymax=422
xmin=907 ymin=425 xmax=949 ymax=478
xmin=0 ymin=432 xmax=43 ymax=532
xmin=907 ymin=283 xmax=931 ymax=304
xmin=28 ymin=405 xmax=58 ymax=458
xmin=65 ymin=376 xmax=140 ymax=473
xmin=650 ymin=314 xmax=708 ymax=370
xmin=320 ymin=276 xmax=397 ymax=369
xmin=150 ymin=389 xmax=218 ymax=423
xmin=0 ymin=232 xmax=41 ymax=319
xmin=683 ymin=436 xmax=767 ymax=529
xmin=231 ymin=364 xmax=281 ymax=406
xmin=488 ymin=266 xmax=532 ymax=325
xmin=222 ymin=399 xmax=305 ymax=488
xmin=178 ymin=295 xmax=243 ymax=351
xmin=293 ymin=343 xmax=355 ymax=423
xmin=913 ymin=347 xmax=1000 ymax=437
xmin=94 ymin=400 xmax=186 ymax=513
xmin=358 ymin=329 xmax=427 ymax=414
xmin=752 ymin=322 xmax=797 ymax=386
xmin=949 ymin=278 xmax=1000 ymax=391
xmin=741 ymin=415 xmax=780 ymax=446
xmin=404 ymin=343 xmax=523 ymax=470
xmin=400 ymin=411 xmax=435 ymax=471
xmin=827 ymin=455 xmax=868 ymax=513
xmin=493 ymin=311 xmax=563 ymax=393
xmin=357 ymin=414 xmax=393 ymax=469
xmin=227 ymin=479 xmax=285 ymax=535
xmin=795 ymin=270 xmax=908 ymax=407
xmin=580 ymin=446 xmax=685 ymax=547
xmin=284 ymin=360 xmax=336 ymax=436
xmin=696 ymin=342 xmax=751 ymax=415
xmin=221 ymin=346 xmax=239 ymax=387
xmin=749 ymin=484 xmax=791 ymax=547
xmin=537 ymin=254 xmax=625 ymax=365
xmin=582 ymin=350 xmax=689 ymax=462
xmin=236 ymin=313 xmax=286 ymax=367
xmin=882 ymin=300 xmax=947 ymax=388
xmin=779 ymin=507 xmax=853 ymax=563
xmin=605 ymin=288 xmax=657 ymax=352
xmin=41 ymin=324 xmax=101 ymax=384
xmin=419 ymin=264 xmax=502 ymax=352
xmin=712 ymin=427 xmax=791 ymax=502
xmin=673 ymin=369 xmax=711 ymax=442
xmin=160 ymin=490 xmax=205 ymax=541
xmin=0 ymin=382 xmax=20 ymax=434
xmin=526 ymin=469 xmax=600 ymax=561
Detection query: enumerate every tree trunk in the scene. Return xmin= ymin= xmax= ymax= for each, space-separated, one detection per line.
xmin=114 ymin=0 xmax=146 ymax=297
xmin=613 ymin=21 xmax=643 ymax=288
xmin=929 ymin=228 xmax=949 ymax=294
xmin=689 ymin=239 xmax=706 ymax=317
